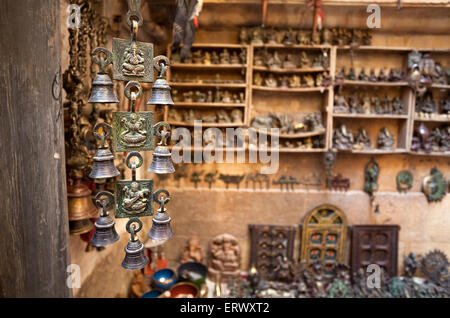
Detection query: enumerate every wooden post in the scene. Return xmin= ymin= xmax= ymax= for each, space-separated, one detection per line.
xmin=0 ymin=0 xmax=72 ymax=297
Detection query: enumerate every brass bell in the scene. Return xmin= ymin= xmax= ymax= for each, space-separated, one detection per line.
xmin=148 ymin=190 xmax=174 ymax=240
xmin=69 ymin=219 xmax=94 ymax=235
xmin=122 ymin=218 xmax=149 ymax=270
xmin=149 ymin=128 xmax=175 ymax=174
xmin=68 ymin=170 xmax=98 ymax=222
xmin=147 ymin=56 xmax=174 ymax=106
xmin=90 ymin=191 xmax=120 ymax=247
xmin=88 ymin=47 xmax=119 ymax=104
xmin=90 ymin=123 xmax=120 ymax=179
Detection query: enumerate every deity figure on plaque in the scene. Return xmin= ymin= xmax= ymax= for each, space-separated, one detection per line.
xmin=120 ymin=113 xmax=147 ymax=147
xmin=122 ymin=181 xmax=150 ymax=213
xmin=208 ymin=234 xmax=241 ymax=279
xmin=122 ymin=42 xmax=145 ymax=77
xmin=180 ymin=235 xmax=206 ymax=264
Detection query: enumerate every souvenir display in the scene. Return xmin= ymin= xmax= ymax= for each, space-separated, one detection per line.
xmin=396 ymin=170 xmax=413 ymax=193
xmin=351 ymin=225 xmax=400 ymax=278
xmin=249 ymin=224 xmax=296 ymax=281
xmin=334 ymin=92 xmax=404 ymax=115
xmin=208 ymin=234 xmax=241 ymax=279
xmin=364 ymin=158 xmax=379 ymax=198
xmin=422 ymin=168 xmax=447 ymax=203
xmin=299 ymin=205 xmax=348 ymax=278
xmin=338 ymin=67 xmax=405 ymax=82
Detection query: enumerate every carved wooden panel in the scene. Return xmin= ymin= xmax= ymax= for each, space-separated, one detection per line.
xmin=249 ymin=224 xmax=296 ymax=280
xmin=351 ymin=225 xmax=400 ymax=277
xmin=299 ymin=204 xmax=347 ymax=277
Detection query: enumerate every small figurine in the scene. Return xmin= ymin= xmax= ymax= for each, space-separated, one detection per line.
xmin=348 ymin=93 xmax=360 ymax=113
xmin=239 ymin=27 xmax=249 ymax=44
xmin=299 ymin=51 xmax=310 ymax=68
xmin=347 ymin=67 xmax=356 ymax=81
xmin=208 ymin=234 xmax=241 ymax=279
xmin=297 ymin=30 xmax=311 ymax=45
xmin=358 ymin=68 xmax=368 ymax=81
xmin=192 ymin=50 xmax=203 ymax=64
xmin=381 ymin=94 xmax=391 ymax=114
xmin=392 ymin=97 xmax=404 ymax=114
xmin=303 ymin=75 xmax=315 ymax=87
xmin=180 ymin=235 xmax=206 ymax=264
xmin=334 ymin=92 xmax=349 ymax=113
xmin=368 ymin=69 xmax=377 ymax=82
xmin=354 ymin=128 xmax=371 ymax=150
xmin=377 ymin=127 xmax=395 ymax=150
xmin=279 ymin=76 xmax=289 ymax=88
xmin=203 ymin=51 xmax=211 ymax=65
xmin=322 ymin=29 xmax=333 ymax=45
xmin=378 ymin=68 xmax=388 ymax=82
xmin=220 ymin=49 xmax=231 ymax=64
xmin=231 ymin=109 xmax=243 ymax=123
xmin=371 ymin=95 xmax=383 ymax=114
xmin=361 ymin=95 xmax=371 ymax=114
xmin=211 ymin=51 xmax=220 ymax=64
xmin=282 ymin=54 xmax=296 ymax=69
xmin=333 ymin=124 xmax=354 ymax=150
xmin=251 ymin=27 xmax=264 ymax=45
xmin=282 ymin=28 xmax=297 ymax=45
xmin=253 ymin=72 xmax=263 ymax=86
xmin=265 ymin=27 xmax=278 ymax=44
xmin=253 ymin=51 xmax=264 ymax=66
xmin=264 ymin=73 xmax=278 ymax=87
xmin=364 ymin=158 xmax=379 ymax=198
xmin=289 ymin=74 xmax=301 ymax=88
xmin=266 ymin=51 xmax=282 ymax=69
xmin=230 ymin=51 xmax=240 ymax=64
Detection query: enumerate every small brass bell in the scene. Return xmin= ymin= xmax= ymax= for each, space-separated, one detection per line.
xmin=148 ymin=190 xmax=174 ymax=240
xmin=149 ymin=127 xmax=175 ymax=174
xmin=90 ymin=123 xmax=120 ymax=179
xmin=122 ymin=218 xmax=149 ymax=270
xmin=88 ymin=47 xmax=119 ymax=104
xmin=90 ymin=191 xmax=120 ymax=247
xmin=147 ymin=56 xmax=174 ymax=106
xmin=68 ymin=170 xmax=98 ymax=223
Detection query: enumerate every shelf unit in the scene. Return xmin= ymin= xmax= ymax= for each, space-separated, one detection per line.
xmin=164 ymin=43 xmax=449 ymax=156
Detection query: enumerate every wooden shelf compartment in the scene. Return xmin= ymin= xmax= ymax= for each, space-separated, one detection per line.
xmin=341 ymin=80 xmax=409 ymax=87
xmin=413 ymin=116 xmax=450 ymax=122
xmin=172 ymin=102 xmax=246 ymax=108
xmin=252 ymin=66 xmax=328 ymax=74
xmin=409 ymin=151 xmax=450 ymax=157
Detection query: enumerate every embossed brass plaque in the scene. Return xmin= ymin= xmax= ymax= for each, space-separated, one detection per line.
xmin=112 ymin=38 xmax=154 ymax=82
xmin=115 ymin=179 xmax=153 ymax=218
xmin=113 ymin=111 xmax=154 ymax=152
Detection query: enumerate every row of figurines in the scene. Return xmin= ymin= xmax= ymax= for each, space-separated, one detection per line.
xmin=332 ymin=124 xmax=395 ymax=151
xmin=171 ymin=74 xmax=245 ymax=85
xmin=334 ymin=92 xmax=405 ymax=115
xmin=336 ymin=66 xmax=405 ymax=82
xmin=254 ymin=50 xmax=329 ymax=69
xmin=411 ymin=124 xmax=450 ymax=153
xmin=254 ymin=71 xmax=330 ymax=88
xmin=250 ymin=112 xmax=325 ymax=134
xmin=172 ymin=48 xmax=246 ymax=65
xmin=415 ymin=93 xmax=450 ymax=117
xmin=239 ymin=27 xmax=372 ymax=47
xmin=168 ymin=108 xmax=244 ymax=124
xmin=172 ymin=89 xmax=245 ymax=104
xmin=168 ymin=170 xmax=323 ymax=190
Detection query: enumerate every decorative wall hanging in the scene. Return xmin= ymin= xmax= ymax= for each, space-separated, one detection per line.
xmin=208 ymin=233 xmax=241 ymax=279
xmin=364 ymin=157 xmax=379 ymax=198
xmin=299 ymin=204 xmax=347 ymax=278
xmin=249 ymin=224 xmax=296 ymax=281
xmin=87 ymin=0 xmax=177 ymax=270
xmin=420 ymin=250 xmax=449 ymax=285
xmin=351 ymin=225 xmax=400 ymax=278
xmin=90 ymin=191 xmax=120 ymax=247
xmin=422 ymin=167 xmax=446 ymax=203
xmin=323 ymin=150 xmax=336 ymax=189
xmin=396 ymin=170 xmax=413 ymax=193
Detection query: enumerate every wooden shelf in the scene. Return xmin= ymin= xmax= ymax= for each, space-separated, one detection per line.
xmin=409 ymin=151 xmax=450 ymax=157
xmin=252 ymin=43 xmax=331 ymax=50
xmin=431 ymin=84 xmax=450 ymax=90
xmin=337 ymin=46 xmax=450 ymax=53
xmin=413 ymin=116 xmax=450 ymax=122
xmin=248 ymin=146 xmax=326 ymax=153
xmin=170 ymin=63 xmax=247 ymax=69
xmin=172 ymin=102 xmax=246 ymax=108
xmin=335 ymin=148 xmax=408 ymax=154
xmin=252 ymin=66 xmax=328 ymax=73
xmin=254 ymin=128 xmax=326 ymax=139
xmin=191 ymin=43 xmax=248 ymax=49
xmin=252 ymin=85 xmax=328 ymax=93
xmin=170 ymin=82 xmax=246 ymax=88
xmin=341 ymin=80 xmax=409 ymax=87
xmin=333 ymin=113 xmax=409 ymax=119
xmin=167 ymin=121 xmax=244 ymax=128
xmin=170 ymin=146 xmax=246 ymax=152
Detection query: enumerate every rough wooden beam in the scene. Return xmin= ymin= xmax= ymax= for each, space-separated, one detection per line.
xmin=0 ymin=0 xmax=71 ymax=297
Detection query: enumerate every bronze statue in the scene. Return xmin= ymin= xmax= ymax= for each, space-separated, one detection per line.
xmin=208 ymin=234 xmax=241 ymax=279
xmin=377 ymin=127 xmax=395 ymax=150
xmin=354 ymin=128 xmax=371 ymax=150
xmin=333 ymin=124 xmax=354 ymax=150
